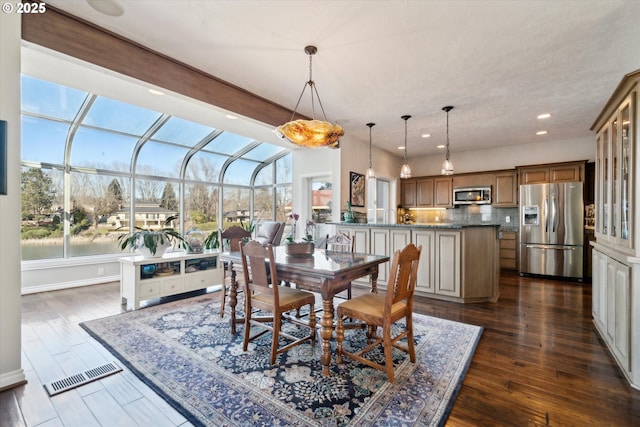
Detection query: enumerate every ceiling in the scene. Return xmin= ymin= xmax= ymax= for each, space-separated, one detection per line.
xmin=43 ymin=0 xmax=640 ymax=158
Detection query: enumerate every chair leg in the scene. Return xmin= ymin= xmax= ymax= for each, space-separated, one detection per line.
xmin=220 ymin=281 xmax=227 ymax=318
xmin=347 ymin=282 xmax=352 ymax=300
xmin=383 ymin=323 xmax=395 ymax=383
xmin=270 ymin=315 xmax=282 ymax=365
xmin=406 ymin=313 xmax=416 ymax=362
xmin=243 ymin=301 xmax=251 ymax=352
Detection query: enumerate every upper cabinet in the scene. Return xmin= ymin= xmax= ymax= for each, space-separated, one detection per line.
xmin=493 ymin=171 xmax=518 ymax=207
xmin=518 ymin=161 xmax=585 ymax=185
xmin=401 ymin=177 xmax=452 ymax=208
xmin=592 ymin=73 xmax=637 ymax=252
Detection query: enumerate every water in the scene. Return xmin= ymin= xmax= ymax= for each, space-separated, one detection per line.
xmin=21 ymin=241 xmax=122 ymax=261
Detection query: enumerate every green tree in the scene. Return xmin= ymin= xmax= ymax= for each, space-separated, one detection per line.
xmin=159 ymin=183 xmax=178 ymax=211
xmin=21 ymin=168 xmax=55 ymax=217
xmin=107 ymin=179 xmax=124 ymax=212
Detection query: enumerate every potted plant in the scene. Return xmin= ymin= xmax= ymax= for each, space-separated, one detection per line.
xmin=117 ymin=215 xmax=188 ymax=258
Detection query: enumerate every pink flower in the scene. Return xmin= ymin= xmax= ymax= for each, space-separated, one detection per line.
xmin=290 ymin=213 xmax=299 ymax=221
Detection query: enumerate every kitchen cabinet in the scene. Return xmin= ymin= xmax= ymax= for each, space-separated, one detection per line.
xmin=590 ymin=69 xmax=639 ymax=390
xmin=119 ymin=251 xmax=222 ymax=310
xmin=518 ymin=161 xmax=585 ymax=185
xmin=400 ymin=177 xmax=452 ymax=208
xmin=413 ymin=229 xmax=435 ymax=293
xmin=494 ymin=171 xmax=518 ymax=207
xmin=336 ymin=225 xmax=369 ymax=253
xmin=434 ymin=230 xmax=461 ymax=297
xmin=370 ymin=228 xmax=390 ymax=284
xmin=499 ymin=231 xmax=518 ymax=270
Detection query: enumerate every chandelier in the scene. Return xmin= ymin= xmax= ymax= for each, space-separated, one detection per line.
xmin=366 ymin=122 xmax=376 ymax=179
xmin=274 ymin=46 xmax=344 ymax=148
xmin=441 ymin=106 xmax=454 ymax=175
xmin=400 ymin=115 xmax=412 ymax=179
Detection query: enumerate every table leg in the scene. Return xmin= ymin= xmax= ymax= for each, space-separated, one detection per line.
xmin=370 ymin=267 xmax=379 ymax=294
xmin=320 ymin=296 xmax=334 ymax=376
xmin=228 ymin=261 xmax=238 ymax=334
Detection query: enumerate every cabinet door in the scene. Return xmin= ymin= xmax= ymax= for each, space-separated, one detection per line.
xmin=499 ymin=231 xmax=518 ymax=269
xmin=435 ymin=231 xmax=461 ymax=297
xmin=520 ymin=167 xmax=549 ymax=185
xmin=390 ymin=229 xmax=411 ymax=254
xmin=371 ymin=229 xmax=390 ymax=285
xmin=336 ymin=226 xmax=369 ymax=253
xmin=592 ymin=250 xmax=606 ymax=330
xmin=416 ymin=178 xmax=434 ymax=206
xmin=413 ymin=230 xmax=435 ymax=293
xmin=494 ymin=172 xmax=518 ymax=207
xmin=434 ymin=178 xmax=453 ymax=207
xmin=549 ymin=164 xmax=582 ymax=182
xmin=401 ymin=180 xmax=417 ymax=207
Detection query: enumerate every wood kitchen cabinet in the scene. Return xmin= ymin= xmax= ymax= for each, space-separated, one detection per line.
xmin=494 ymin=171 xmax=518 ymax=207
xmin=400 ymin=177 xmax=452 ymax=208
xmin=518 ymin=161 xmax=585 ymax=185
xmin=499 ymin=231 xmax=518 ymax=270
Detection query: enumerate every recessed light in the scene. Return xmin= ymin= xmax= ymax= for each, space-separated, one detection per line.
xmin=536 ymin=130 xmax=548 ymax=135
xmin=398 ymin=146 xmax=405 ymax=150
xmin=148 ymin=88 xmax=164 ymax=96
xmin=225 ymin=114 xmax=238 ymax=120
xmin=437 ymin=144 xmax=445 ymax=149
xmin=87 ymin=0 xmax=124 ymax=16
xmin=537 ymin=113 xmax=551 ymax=119
xmin=421 ymin=133 xmax=431 ymax=138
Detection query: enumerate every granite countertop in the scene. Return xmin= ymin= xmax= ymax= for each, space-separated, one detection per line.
xmin=331 ymin=222 xmax=501 ymax=229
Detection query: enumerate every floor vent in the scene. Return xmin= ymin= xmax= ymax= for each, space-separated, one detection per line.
xmin=44 ymin=361 xmax=122 ymax=396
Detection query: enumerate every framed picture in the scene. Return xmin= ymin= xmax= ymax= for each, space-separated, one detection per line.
xmin=349 ymin=171 xmax=365 ymax=207
xmin=0 ymin=120 xmax=6 ymax=195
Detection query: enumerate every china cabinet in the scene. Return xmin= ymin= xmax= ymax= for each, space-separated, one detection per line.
xmin=590 ymin=69 xmax=639 ymax=390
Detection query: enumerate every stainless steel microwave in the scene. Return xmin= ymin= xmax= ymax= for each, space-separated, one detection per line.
xmin=453 ymin=186 xmax=491 ymax=205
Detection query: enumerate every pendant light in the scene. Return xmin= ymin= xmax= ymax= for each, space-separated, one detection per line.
xmin=441 ymin=106 xmax=454 ymax=175
xmin=366 ymin=122 xmax=376 ymax=179
xmin=400 ymin=115 xmax=412 ymax=179
xmin=274 ymin=45 xmax=344 ymax=149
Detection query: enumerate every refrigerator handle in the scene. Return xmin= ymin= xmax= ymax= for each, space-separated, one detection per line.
xmin=544 ymin=197 xmax=549 ymax=233
xmin=551 ymin=195 xmax=557 ymax=233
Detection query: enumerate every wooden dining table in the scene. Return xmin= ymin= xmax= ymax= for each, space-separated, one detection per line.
xmin=220 ymin=246 xmax=389 ymax=376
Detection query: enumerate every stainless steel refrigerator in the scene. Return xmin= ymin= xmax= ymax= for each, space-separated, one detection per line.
xmin=519 ymin=182 xmax=584 ymax=280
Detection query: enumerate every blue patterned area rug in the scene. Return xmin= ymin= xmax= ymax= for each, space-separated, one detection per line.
xmin=80 ymin=292 xmax=482 ymax=426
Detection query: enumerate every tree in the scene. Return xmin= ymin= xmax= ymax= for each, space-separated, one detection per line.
xmin=21 ymin=168 xmax=54 ymax=217
xmin=107 ymin=179 xmax=124 ymax=212
xmin=159 ymin=183 xmax=178 ymax=210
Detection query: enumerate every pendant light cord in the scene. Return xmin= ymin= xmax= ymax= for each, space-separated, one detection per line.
xmin=445 ymin=109 xmax=450 ymax=161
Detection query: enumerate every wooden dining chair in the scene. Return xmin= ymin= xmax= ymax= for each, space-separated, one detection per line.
xmin=335 ymin=243 xmax=421 ymax=383
xmin=219 ymin=225 xmax=252 ymax=318
xmin=240 ymin=240 xmax=316 ymax=364
xmin=326 ymin=232 xmax=354 ymax=299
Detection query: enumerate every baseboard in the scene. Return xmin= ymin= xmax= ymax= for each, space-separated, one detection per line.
xmin=21 ymin=275 xmax=120 ymax=295
xmin=0 ymin=369 xmax=26 ymax=391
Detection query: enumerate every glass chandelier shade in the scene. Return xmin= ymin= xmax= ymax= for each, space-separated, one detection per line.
xmin=441 ymin=106 xmax=454 ymax=176
xmin=274 ymin=46 xmax=344 ymax=149
xmin=400 ymin=115 xmax=412 ymax=179
xmin=366 ymin=122 xmax=376 ymax=179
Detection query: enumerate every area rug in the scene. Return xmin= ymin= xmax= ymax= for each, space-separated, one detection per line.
xmin=80 ymin=292 xmax=482 ymax=426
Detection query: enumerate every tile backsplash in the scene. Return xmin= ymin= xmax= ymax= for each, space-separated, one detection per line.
xmin=402 ymin=205 xmax=519 ymax=231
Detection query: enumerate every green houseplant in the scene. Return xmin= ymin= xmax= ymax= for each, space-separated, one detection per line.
xmin=117 ymin=215 xmax=188 ymax=257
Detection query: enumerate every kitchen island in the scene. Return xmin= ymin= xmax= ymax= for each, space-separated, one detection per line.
xmin=331 ymin=223 xmax=500 ymax=303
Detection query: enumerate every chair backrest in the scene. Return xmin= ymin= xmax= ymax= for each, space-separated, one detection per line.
xmin=255 ymin=221 xmax=285 ymax=246
xmin=240 ymin=240 xmax=278 ymax=300
xmin=326 ymin=232 xmax=353 ymax=253
xmin=219 ymin=225 xmax=251 ymax=252
xmin=385 ymin=243 xmax=422 ymax=313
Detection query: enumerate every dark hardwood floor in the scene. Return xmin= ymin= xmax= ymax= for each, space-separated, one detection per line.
xmin=1 ymin=271 xmax=638 ymax=426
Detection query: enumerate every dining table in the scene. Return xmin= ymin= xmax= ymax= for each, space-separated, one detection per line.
xmin=219 ymin=246 xmax=389 ymax=376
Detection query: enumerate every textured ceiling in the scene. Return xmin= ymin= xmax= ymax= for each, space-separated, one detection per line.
xmin=43 ymin=0 xmax=640 ymax=157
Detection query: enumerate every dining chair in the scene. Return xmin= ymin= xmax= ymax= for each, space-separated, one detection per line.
xmin=326 ymin=232 xmax=354 ymax=299
xmin=219 ymin=225 xmax=252 ymax=318
xmin=240 ymin=240 xmax=316 ymax=364
xmin=335 ymin=243 xmax=421 ymax=383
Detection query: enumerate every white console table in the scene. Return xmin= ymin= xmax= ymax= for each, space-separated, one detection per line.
xmin=119 ymin=250 xmax=222 ymax=310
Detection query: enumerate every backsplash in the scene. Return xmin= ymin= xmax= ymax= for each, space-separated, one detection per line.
xmin=402 ymin=205 xmax=519 ymax=231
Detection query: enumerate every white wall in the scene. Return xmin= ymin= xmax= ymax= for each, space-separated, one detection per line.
xmin=0 ymin=10 xmax=25 ymax=389
xmin=407 ymin=136 xmax=595 ymax=176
